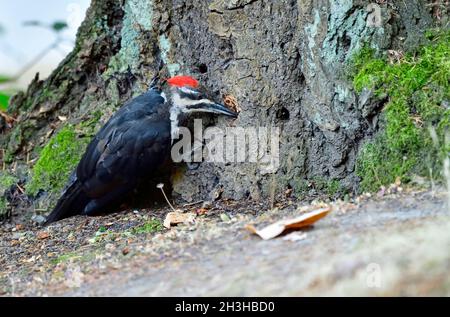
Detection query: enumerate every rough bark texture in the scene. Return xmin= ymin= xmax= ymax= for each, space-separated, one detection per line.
xmin=0 ymin=0 xmax=444 ymax=215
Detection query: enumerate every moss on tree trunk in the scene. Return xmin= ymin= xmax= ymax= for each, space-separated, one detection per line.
xmin=0 ymin=0 xmax=447 ymax=220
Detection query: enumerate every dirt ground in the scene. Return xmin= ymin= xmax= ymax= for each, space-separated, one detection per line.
xmin=1 ymin=187 xmax=449 ymax=296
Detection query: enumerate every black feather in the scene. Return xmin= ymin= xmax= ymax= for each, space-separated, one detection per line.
xmin=44 ymin=178 xmax=89 ymax=225
xmin=45 ymin=88 xmax=171 ymax=224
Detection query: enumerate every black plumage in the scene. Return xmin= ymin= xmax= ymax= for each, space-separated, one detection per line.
xmin=44 ymin=75 xmax=238 ymax=224
xmin=45 ymin=88 xmax=171 ymax=224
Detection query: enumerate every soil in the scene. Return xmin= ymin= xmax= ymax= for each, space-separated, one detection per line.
xmin=1 ymin=187 xmax=449 ymax=296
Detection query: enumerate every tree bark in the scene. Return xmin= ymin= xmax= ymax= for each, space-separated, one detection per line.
xmin=0 ymin=0 xmax=443 ymax=215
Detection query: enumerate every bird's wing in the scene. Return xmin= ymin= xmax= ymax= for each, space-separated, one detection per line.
xmin=76 ymin=89 xmax=170 ymax=198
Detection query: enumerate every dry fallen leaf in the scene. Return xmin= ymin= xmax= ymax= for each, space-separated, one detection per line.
xmin=163 ymin=211 xmax=196 ymax=229
xmin=37 ymin=231 xmax=50 ymax=240
xmin=10 ymin=240 xmax=20 ymax=246
xmin=245 ymin=207 xmax=331 ymax=240
xmin=285 ymin=188 xmax=293 ymax=197
xmin=196 ymin=208 xmax=208 ymax=215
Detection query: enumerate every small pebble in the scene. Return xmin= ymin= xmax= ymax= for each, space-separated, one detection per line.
xmin=37 ymin=231 xmax=50 ymax=240
xmin=202 ymin=201 xmax=213 ymax=209
xmin=31 ymin=215 xmax=47 ymax=226
xmin=105 ymin=243 xmax=115 ymax=251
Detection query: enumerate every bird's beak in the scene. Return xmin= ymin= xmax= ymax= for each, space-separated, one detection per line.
xmin=188 ymin=101 xmax=238 ymax=118
xmin=207 ymin=102 xmax=238 ymax=118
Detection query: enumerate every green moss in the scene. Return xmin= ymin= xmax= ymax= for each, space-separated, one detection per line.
xmin=86 ymin=219 xmax=163 ymax=244
xmin=291 ymin=178 xmax=310 ymax=198
xmin=78 ymin=110 xmax=102 ymax=136
xmin=352 ymin=29 xmax=450 ymax=192
xmin=291 ymin=176 xmax=344 ymax=198
xmin=50 ymin=252 xmax=81 ymax=265
xmin=7 ymin=126 xmax=23 ymax=153
xmin=312 ymin=177 xmax=344 ymax=197
xmin=326 ymin=179 xmax=344 ymax=196
xmin=2 ymin=150 xmax=14 ymax=164
xmin=131 ymin=219 xmax=163 ymax=234
xmin=0 ymin=172 xmax=17 ymax=220
xmin=0 ymin=172 xmax=17 ymax=194
xmin=26 ymin=125 xmax=91 ymax=196
xmin=50 ymin=250 xmax=98 ymax=265
xmin=0 ymin=197 xmax=8 ymax=220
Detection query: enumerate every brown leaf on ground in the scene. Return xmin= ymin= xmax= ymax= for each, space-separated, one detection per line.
xmin=196 ymin=208 xmax=208 ymax=215
xmin=245 ymin=207 xmax=331 ymax=240
xmin=10 ymin=240 xmax=20 ymax=246
xmin=163 ymin=211 xmax=196 ymax=229
xmin=36 ymin=231 xmax=50 ymax=240
xmin=285 ymin=188 xmax=293 ymax=197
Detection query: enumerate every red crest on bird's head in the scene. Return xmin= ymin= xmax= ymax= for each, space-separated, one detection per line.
xmin=167 ymin=76 xmax=199 ymax=88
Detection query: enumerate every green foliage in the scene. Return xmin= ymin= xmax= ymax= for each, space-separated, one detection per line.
xmin=0 ymin=75 xmax=13 ymax=84
xmin=352 ymin=30 xmax=450 ymax=192
xmin=24 ymin=20 xmax=68 ymax=32
xmin=51 ymin=21 xmax=68 ymax=32
xmin=26 ymin=125 xmax=91 ymax=196
xmin=0 ymin=75 xmax=19 ymax=110
xmin=131 ymin=219 xmax=163 ymax=234
xmin=0 ymin=92 xmax=10 ymax=110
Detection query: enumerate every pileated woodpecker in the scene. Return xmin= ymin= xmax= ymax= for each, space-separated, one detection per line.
xmin=44 ymin=75 xmax=237 ymax=224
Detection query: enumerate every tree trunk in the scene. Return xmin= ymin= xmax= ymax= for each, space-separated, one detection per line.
xmin=0 ymin=0 xmax=444 ymax=218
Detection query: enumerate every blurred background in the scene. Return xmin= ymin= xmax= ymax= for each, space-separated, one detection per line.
xmin=0 ymin=0 xmax=91 ymax=109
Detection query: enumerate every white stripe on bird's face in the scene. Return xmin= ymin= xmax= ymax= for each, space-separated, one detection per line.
xmin=179 ymin=86 xmax=200 ymax=96
xmin=171 ymin=90 xmax=215 ymax=113
xmin=169 ymin=87 xmax=214 ymax=143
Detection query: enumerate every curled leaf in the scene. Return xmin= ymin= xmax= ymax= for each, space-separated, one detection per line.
xmin=164 ymin=211 xmax=196 ymax=229
xmin=246 ymin=207 xmax=331 ymax=240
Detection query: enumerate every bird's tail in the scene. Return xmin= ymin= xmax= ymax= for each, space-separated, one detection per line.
xmin=44 ymin=180 xmax=88 ymax=225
